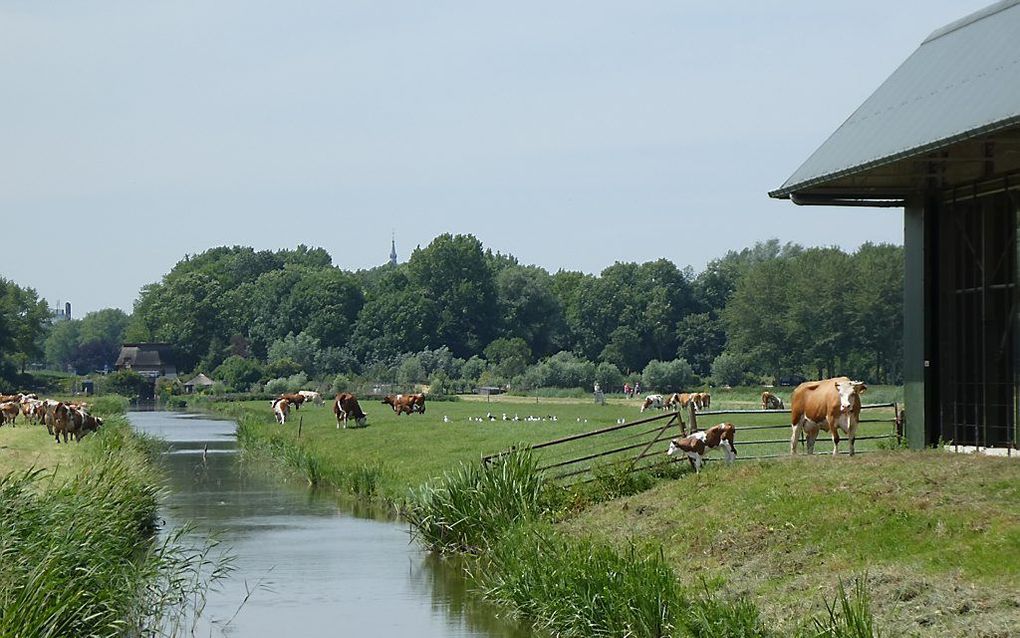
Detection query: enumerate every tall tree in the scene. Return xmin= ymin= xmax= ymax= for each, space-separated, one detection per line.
xmin=406 ymin=234 xmax=498 ymax=358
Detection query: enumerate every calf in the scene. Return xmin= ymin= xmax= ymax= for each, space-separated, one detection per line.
xmin=666 ymin=422 xmax=737 ymax=473
xmin=334 ymin=392 xmax=367 ymax=428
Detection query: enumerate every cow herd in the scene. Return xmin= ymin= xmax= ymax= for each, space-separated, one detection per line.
xmin=640 ymin=392 xmax=711 ymax=413
xmin=268 ymin=391 xmax=428 ymax=429
xmin=0 ymin=392 xmax=103 ymax=444
xmin=663 ymin=376 xmax=869 ymax=471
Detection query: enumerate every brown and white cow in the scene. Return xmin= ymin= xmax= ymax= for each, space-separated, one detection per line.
xmin=790 ymin=377 xmax=867 ymax=456
xmin=408 ymin=393 xmax=426 ymax=414
xmin=666 ymin=422 xmax=737 ymax=473
xmin=272 ymin=398 xmax=291 ymax=424
xmin=761 ymin=391 xmax=784 ymax=410
xmin=0 ymin=402 xmax=20 ymax=426
xmin=277 ymin=393 xmax=306 ymax=410
xmin=334 ymin=393 xmax=367 ymax=429
xmin=382 ymin=394 xmax=415 ymax=415
xmin=640 ymin=394 xmax=664 ymax=412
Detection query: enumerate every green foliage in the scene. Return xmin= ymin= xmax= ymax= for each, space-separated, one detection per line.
xmin=404 ymin=450 xmax=545 ymax=553
xmin=213 ymin=354 xmax=265 ymax=391
xmin=593 ymin=361 xmax=624 ymax=392
xmin=267 ymin=331 xmax=320 ymax=374
xmin=484 ymin=337 xmax=532 ymax=378
xmin=642 ymin=358 xmax=696 ymax=392
xmin=98 ymin=370 xmax=150 ymax=398
xmin=711 ymin=351 xmax=749 ymax=386
xmin=0 ymin=277 xmax=49 ymax=379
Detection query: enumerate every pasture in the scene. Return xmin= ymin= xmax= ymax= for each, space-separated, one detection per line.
xmin=212 ymin=389 xmax=900 ymax=501
xmin=561 ymin=451 xmax=1020 ymax=636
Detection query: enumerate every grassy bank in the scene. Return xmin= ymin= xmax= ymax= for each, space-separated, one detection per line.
xmin=0 ymin=399 xmax=215 ymax=637
xmin=561 ymin=450 xmax=1020 ymax=636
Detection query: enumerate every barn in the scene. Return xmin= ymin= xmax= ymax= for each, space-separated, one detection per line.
xmin=771 ymin=1 xmax=1018 ymax=451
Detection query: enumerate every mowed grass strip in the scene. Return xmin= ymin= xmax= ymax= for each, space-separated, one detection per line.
xmin=560 ymin=451 xmax=1020 ymax=636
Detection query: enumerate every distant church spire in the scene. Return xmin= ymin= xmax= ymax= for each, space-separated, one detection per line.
xmin=389 ymin=232 xmax=397 ymax=265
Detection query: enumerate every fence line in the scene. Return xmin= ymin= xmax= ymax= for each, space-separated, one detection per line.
xmin=483 ymin=402 xmax=901 ymax=485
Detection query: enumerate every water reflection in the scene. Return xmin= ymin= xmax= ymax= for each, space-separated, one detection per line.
xmin=129 ymin=411 xmax=533 ymax=638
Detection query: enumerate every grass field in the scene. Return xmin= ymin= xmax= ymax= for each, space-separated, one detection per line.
xmin=560 ymin=450 xmax=1020 ymax=637
xmin=212 ymin=389 xmax=902 ymax=501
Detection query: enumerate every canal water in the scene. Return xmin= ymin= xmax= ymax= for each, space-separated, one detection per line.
xmin=129 ymin=411 xmax=533 ymax=637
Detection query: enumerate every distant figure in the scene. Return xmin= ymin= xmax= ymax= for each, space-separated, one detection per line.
xmin=593 ymin=382 xmax=604 ymax=405
xmin=634 ymin=382 xmax=641 ymax=397
xmin=623 ymin=382 xmax=632 ymax=398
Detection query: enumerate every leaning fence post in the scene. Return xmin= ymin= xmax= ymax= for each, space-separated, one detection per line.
xmin=298 ymin=415 xmax=303 ymax=439
xmin=687 ymin=402 xmax=697 ymax=432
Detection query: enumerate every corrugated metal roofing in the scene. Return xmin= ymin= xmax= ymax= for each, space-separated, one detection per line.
xmin=771 ymin=0 xmax=1020 ymax=199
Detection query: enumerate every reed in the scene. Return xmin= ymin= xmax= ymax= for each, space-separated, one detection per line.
xmin=475 ymin=523 xmax=772 ymax=638
xmin=404 ymin=449 xmax=545 ymax=553
xmin=0 ymin=418 xmax=229 ymax=637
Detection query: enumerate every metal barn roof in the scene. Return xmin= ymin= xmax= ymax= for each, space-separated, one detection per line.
xmin=771 ymin=0 xmax=1020 ymax=201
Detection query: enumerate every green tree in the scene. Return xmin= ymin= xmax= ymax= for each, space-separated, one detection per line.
xmin=676 ymin=312 xmax=726 ymax=376
xmin=495 ymin=266 xmax=565 ymax=358
xmin=484 ymin=337 xmax=532 ymax=379
xmin=267 ymin=332 xmax=321 ymax=375
xmin=406 ymin=234 xmax=498 ymax=358
xmin=213 ymin=355 xmax=265 ymax=391
xmin=45 ymin=319 xmax=81 ymax=369
xmin=0 ymin=278 xmax=49 ymax=375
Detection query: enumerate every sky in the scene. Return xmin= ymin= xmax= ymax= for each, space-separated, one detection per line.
xmin=1 ymin=1 xmax=992 ymax=316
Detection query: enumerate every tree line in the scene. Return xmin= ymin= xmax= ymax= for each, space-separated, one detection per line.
xmin=4 ymin=235 xmax=903 ymax=394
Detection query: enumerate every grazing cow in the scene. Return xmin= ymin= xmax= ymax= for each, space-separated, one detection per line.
xmin=334 ymin=392 xmax=367 ymax=428
xmin=640 ymin=394 xmax=664 ymax=412
xmin=664 ymin=393 xmax=688 ymax=411
xmin=272 ymin=398 xmax=291 ymax=424
xmin=790 ymin=377 xmax=867 ymax=456
xmin=0 ymin=402 xmax=20 ymax=426
xmin=297 ymin=390 xmax=324 ymax=406
xmin=761 ymin=391 xmax=784 ymax=410
xmin=21 ymin=400 xmax=42 ymax=424
xmin=78 ymin=414 xmax=103 ymax=440
xmin=277 ymin=393 xmax=306 ymax=410
xmin=408 ymin=393 xmax=426 ymax=414
xmin=382 ymin=394 xmax=415 ymax=415
xmin=688 ymin=392 xmax=711 ymax=410
xmin=42 ymin=399 xmax=61 ymax=435
xmin=666 ymin=422 xmax=737 ymax=472
xmin=51 ymin=402 xmax=76 ymax=443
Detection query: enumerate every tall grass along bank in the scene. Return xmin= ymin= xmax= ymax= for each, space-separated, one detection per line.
xmin=403 ymin=451 xmax=865 ymax=638
xmin=0 ymin=416 xmax=225 ymax=637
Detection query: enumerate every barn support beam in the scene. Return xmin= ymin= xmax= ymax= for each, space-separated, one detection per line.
xmin=903 ymin=196 xmax=937 ymax=449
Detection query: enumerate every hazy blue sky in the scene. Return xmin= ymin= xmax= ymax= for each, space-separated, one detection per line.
xmin=2 ymin=1 xmax=990 ymax=315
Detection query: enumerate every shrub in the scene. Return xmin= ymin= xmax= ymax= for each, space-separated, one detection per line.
xmin=642 ymin=358 xmax=696 ymax=392
xmin=212 ymin=355 xmax=264 ymax=391
xmin=97 ymin=370 xmax=149 ymax=399
xmin=711 ymin=352 xmax=748 ymax=387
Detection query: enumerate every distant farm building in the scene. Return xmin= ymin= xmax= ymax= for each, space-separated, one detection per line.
xmin=183 ymin=373 xmax=215 ymax=393
xmin=115 ymin=343 xmax=178 ymax=380
xmin=772 ymin=1 xmax=1018 ymax=450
